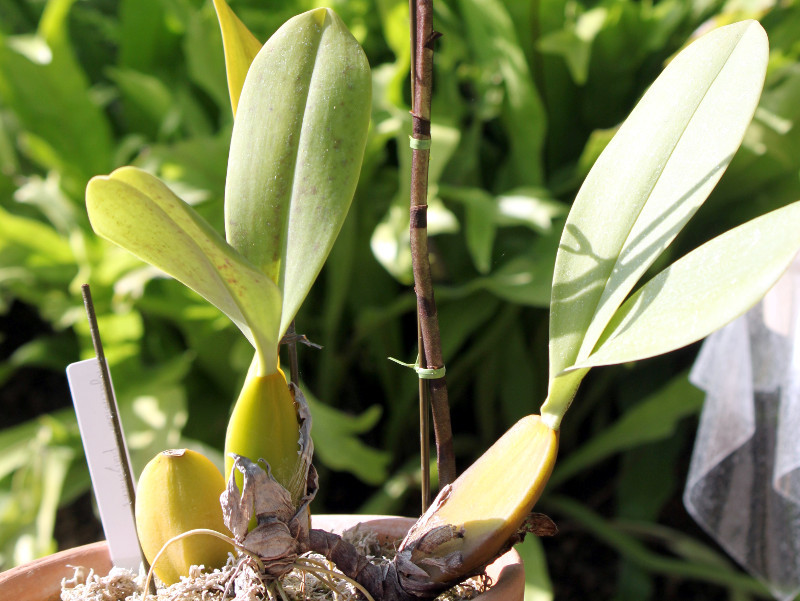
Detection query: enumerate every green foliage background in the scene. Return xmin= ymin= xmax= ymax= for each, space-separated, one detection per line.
xmin=1 ymin=0 xmax=800 ymax=598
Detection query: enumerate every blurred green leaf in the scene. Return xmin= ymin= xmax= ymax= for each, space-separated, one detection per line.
xmin=118 ymin=0 xmax=180 ymax=74
xmin=465 ymin=193 xmax=496 ymax=274
xmin=439 ymin=185 xmax=566 ymax=274
xmin=184 ymin=6 xmax=229 ymax=112
xmin=457 ymin=0 xmax=546 ymax=186
xmin=551 ymin=372 xmax=702 ymax=487
xmin=537 ymin=7 xmax=606 ymax=85
xmin=0 ymin=335 xmax=78 ymax=388
xmin=147 ymin=132 xmax=230 ymax=203
xmin=515 ymin=535 xmax=553 ymax=601
xmin=0 ymin=205 xmax=76 ymax=298
xmin=0 ymin=417 xmax=42 ymax=481
xmin=546 ymin=495 xmax=770 ymax=596
xmin=107 ymin=67 xmax=175 ymax=139
xmin=471 ymin=230 xmax=560 ymax=307
xmin=0 ymin=0 xmax=113 ymax=188
xmin=302 ymin=386 xmax=389 ymax=485
xmin=359 ymin=458 xmax=435 ymax=516
xmin=498 ymin=323 xmax=538 ymax=424
xmin=0 ymin=410 xmax=81 ymax=568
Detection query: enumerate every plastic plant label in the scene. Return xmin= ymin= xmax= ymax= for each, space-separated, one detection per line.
xmin=66 ymin=358 xmax=142 ymax=571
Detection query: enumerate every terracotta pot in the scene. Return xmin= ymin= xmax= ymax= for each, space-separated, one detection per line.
xmin=0 ymin=515 xmax=524 ymax=601
xmin=0 ymin=541 xmax=112 ymax=601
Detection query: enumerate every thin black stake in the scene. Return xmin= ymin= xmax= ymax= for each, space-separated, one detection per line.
xmin=418 ymin=318 xmax=431 ymax=512
xmin=81 ymin=284 xmax=155 ymax=592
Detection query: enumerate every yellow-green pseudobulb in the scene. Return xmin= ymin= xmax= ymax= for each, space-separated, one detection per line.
xmin=402 ymin=414 xmax=558 ymax=582
xmin=135 ymin=449 xmax=233 ymax=585
xmin=224 ymin=365 xmax=305 ymax=505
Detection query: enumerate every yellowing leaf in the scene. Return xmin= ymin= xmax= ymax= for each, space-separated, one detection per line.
xmin=212 ymin=0 xmax=262 ymax=116
xmin=86 ymin=167 xmax=282 ymax=373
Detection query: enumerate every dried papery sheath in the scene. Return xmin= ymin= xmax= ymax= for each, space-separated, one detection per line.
xmin=221 ymin=454 xmax=318 ymax=579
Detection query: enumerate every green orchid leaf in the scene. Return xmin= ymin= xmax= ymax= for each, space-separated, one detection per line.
xmin=225 ymin=8 xmax=371 ymax=339
xmin=575 ymin=200 xmax=800 ymax=369
xmin=86 ymin=166 xmax=282 ymax=373
xmin=212 ymin=0 xmax=262 ymax=116
xmin=548 ymin=21 xmax=768 ymax=383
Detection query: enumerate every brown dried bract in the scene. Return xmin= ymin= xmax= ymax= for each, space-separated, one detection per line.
xmin=521 ymin=512 xmax=557 ymax=538
xmin=220 ymin=455 xmax=318 ymax=579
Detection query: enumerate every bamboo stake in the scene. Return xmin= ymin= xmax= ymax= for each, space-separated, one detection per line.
xmin=409 ymin=0 xmax=455 ymax=489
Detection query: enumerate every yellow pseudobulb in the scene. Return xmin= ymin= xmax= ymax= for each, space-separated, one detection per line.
xmin=402 ymin=414 xmax=558 ymax=582
xmin=224 ymin=363 xmax=305 ymax=505
xmin=135 ymin=449 xmax=233 ymax=585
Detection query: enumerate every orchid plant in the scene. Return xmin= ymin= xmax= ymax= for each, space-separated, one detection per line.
xmin=83 ymin=2 xmax=800 ymax=599
xmin=398 ymin=20 xmax=800 ymax=597
xmin=86 ymin=1 xmax=372 ymax=586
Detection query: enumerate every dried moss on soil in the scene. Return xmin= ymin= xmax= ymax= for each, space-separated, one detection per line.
xmin=60 ymin=527 xmax=486 ymax=601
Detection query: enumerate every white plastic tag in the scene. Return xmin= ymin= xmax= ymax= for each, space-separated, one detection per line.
xmin=67 ymin=358 xmax=142 ymax=571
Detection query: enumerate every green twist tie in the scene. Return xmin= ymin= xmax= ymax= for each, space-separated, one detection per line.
xmin=388 ymin=355 xmax=446 ymax=379
xmin=409 ymin=136 xmax=432 ymax=150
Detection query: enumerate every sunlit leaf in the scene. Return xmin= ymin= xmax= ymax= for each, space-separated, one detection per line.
xmin=576 ymin=200 xmax=800 ymax=368
xmin=86 ymin=166 xmax=282 ymax=372
xmin=225 ymin=8 xmax=371 ymax=338
xmin=549 ymin=21 xmax=768 ymax=382
xmin=212 ymin=0 xmax=262 ymax=115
